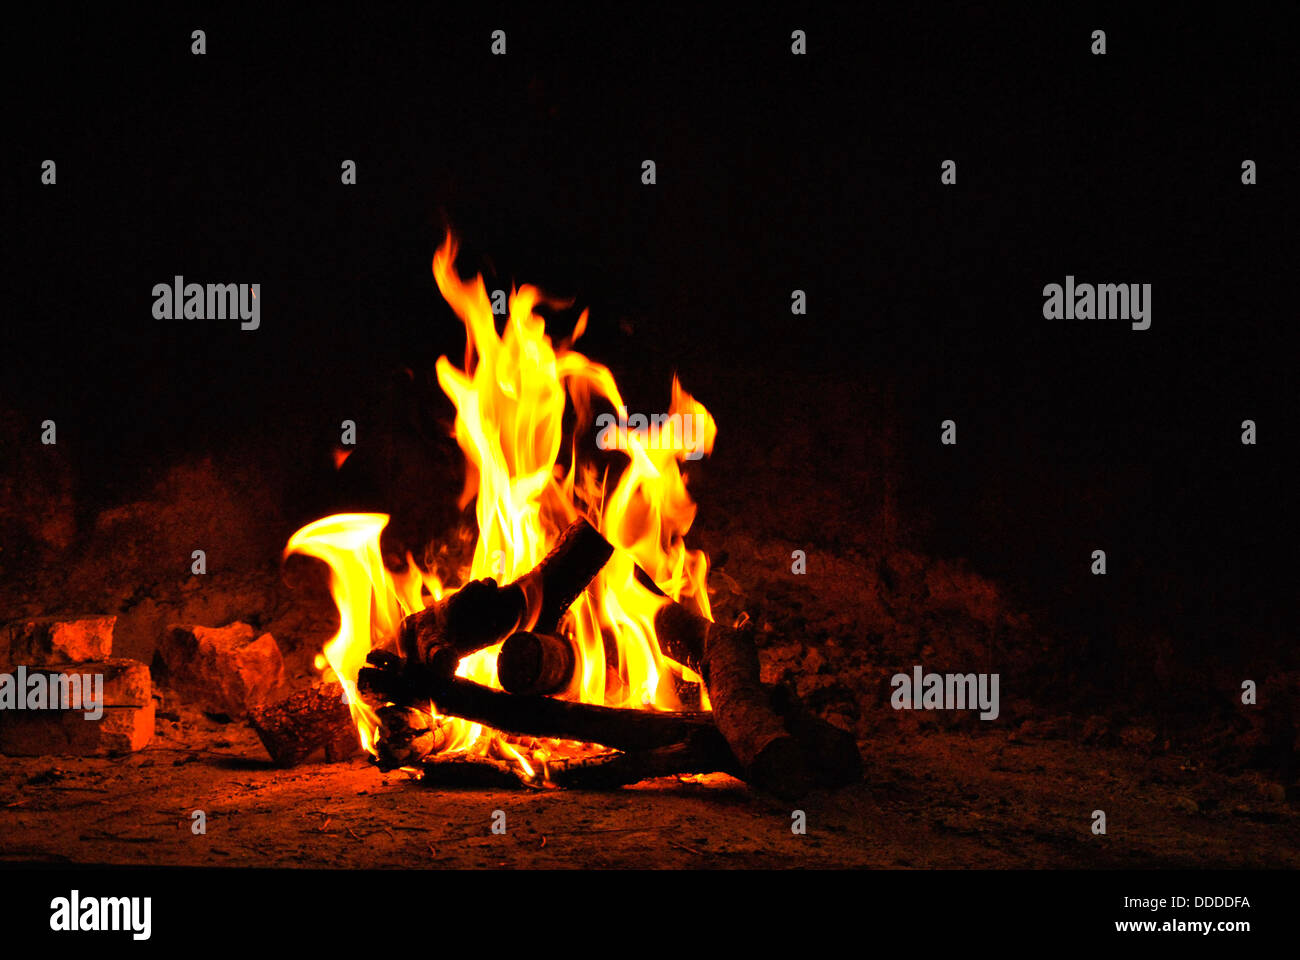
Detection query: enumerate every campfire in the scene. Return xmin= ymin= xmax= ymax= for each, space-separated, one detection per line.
xmin=249 ymin=233 xmax=861 ymax=799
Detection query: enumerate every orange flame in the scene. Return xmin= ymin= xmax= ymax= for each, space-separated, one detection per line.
xmin=286 ymin=231 xmax=716 ymax=778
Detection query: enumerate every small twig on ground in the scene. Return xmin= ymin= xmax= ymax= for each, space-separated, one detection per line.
xmin=668 ymin=840 xmax=705 ymax=856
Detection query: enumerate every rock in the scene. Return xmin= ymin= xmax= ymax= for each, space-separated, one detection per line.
xmin=877 ymin=552 xmax=931 ymax=610
xmin=1171 ymin=796 xmax=1199 ymax=815
xmin=1082 ymin=715 xmax=1112 ymax=744
xmin=0 ymin=658 xmax=153 ymax=756
xmin=823 ymin=710 xmax=857 ymax=733
xmin=0 ymin=408 xmax=78 ymax=574
xmin=1018 ymin=717 xmax=1069 ymax=740
xmin=2 ymin=616 xmax=115 ymax=671
xmin=1120 ymin=725 xmax=1158 ymax=750
xmin=1259 ymin=781 xmax=1286 ymax=803
xmin=159 ymin=622 xmax=284 ymax=717
xmin=68 ymin=456 xmax=286 ymax=600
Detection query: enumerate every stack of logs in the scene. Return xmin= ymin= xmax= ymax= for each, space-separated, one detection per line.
xmin=253 ymin=519 xmax=862 ymax=800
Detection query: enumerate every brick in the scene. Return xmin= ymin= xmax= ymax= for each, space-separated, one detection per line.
xmin=0 ymin=702 xmax=154 ymax=755
xmin=159 ymin=622 xmax=283 ymax=716
xmin=64 ymin=658 xmax=151 ymax=706
xmin=0 ymin=658 xmax=154 ymax=756
xmin=1 ymin=616 xmax=114 ymax=671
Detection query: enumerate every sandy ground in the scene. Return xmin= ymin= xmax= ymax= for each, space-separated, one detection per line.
xmin=2 ymin=714 xmax=1294 ymax=869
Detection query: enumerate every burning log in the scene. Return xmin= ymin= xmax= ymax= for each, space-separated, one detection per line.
xmin=397 ymin=517 xmax=613 ymax=671
xmin=359 ymin=655 xmax=722 ymax=753
xmin=418 ymin=735 xmax=738 ymax=790
xmin=358 ymin=512 xmax=858 ymax=797
xmin=528 ymin=517 xmax=618 ymax=632
xmin=496 ymin=630 xmax=577 ymax=695
xmin=652 ymin=600 xmax=709 ymax=674
xmin=546 ymin=735 xmax=740 ymax=789
xmin=373 ymin=704 xmax=449 ymax=771
xmin=430 ymin=680 xmax=718 ymax=752
xmin=419 ymin=755 xmax=529 ymax=789
xmin=248 ymin=681 xmax=359 ymax=766
xmin=653 ymin=601 xmax=863 ymax=798
xmin=366 ymin=645 xmax=741 ymax=787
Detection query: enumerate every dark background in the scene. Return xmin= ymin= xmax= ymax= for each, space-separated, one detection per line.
xmin=3 ymin=8 xmax=1291 ymax=690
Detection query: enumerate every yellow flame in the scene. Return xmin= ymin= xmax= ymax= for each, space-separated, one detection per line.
xmin=286 ymin=231 xmax=716 ymax=775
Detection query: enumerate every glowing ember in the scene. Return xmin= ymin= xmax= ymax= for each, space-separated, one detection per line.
xmin=285 ymin=232 xmax=716 ymax=779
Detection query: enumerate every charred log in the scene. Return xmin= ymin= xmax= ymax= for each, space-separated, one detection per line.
xmin=373 ymin=704 xmax=449 ymax=771
xmin=429 ymin=675 xmax=718 ymax=754
xmin=397 ymin=517 xmax=613 ymax=670
xmin=416 ymin=734 xmax=738 ymax=790
xmin=359 ymin=653 xmax=721 ymax=754
xmin=768 ymin=684 xmax=867 ymax=789
xmin=529 ymin=517 xmax=616 ymax=632
xmin=418 ymin=755 xmax=528 ymax=789
xmin=547 ymin=735 xmax=740 ymax=789
xmin=653 ymin=601 xmax=863 ymax=798
xmin=496 ymin=630 xmax=578 ymax=696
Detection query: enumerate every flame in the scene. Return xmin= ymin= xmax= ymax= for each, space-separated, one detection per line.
xmin=286 ymin=232 xmax=715 ymax=778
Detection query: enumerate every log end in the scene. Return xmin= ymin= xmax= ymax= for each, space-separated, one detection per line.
xmin=497 ymin=631 xmax=576 ymax=696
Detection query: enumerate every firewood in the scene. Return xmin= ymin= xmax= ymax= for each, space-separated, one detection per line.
xmin=529 ymin=516 xmax=617 ymax=632
xmin=768 ymin=685 xmax=867 ymax=788
xmin=496 ymin=630 xmax=577 ymax=695
xmin=398 ymin=517 xmax=613 ymax=670
xmin=373 ymin=705 xmax=449 ymax=771
xmin=652 ymin=600 xmax=710 ymax=675
xmin=248 ymin=681 xmax=359 ymax=766
xmin=416 ymin=733 xmax=738 ymax=790
xmin=652 ymin=601 xmax=863 ymax=798
xmin=546 ymin=734 xmax=740 ymax=789
xmin=358 ymin=654 xmax=722 ymax=753
xmin=418 ymin=755 xmax=529 ymax=789
xmin=429 ymin=674 xmax=718 ymax=753
xmin=703 ymin=622 xmax=821 ymax=798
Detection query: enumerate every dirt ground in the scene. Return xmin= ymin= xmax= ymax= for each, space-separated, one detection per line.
xmin=1 ymin=712 xmax=1294 ymax=869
